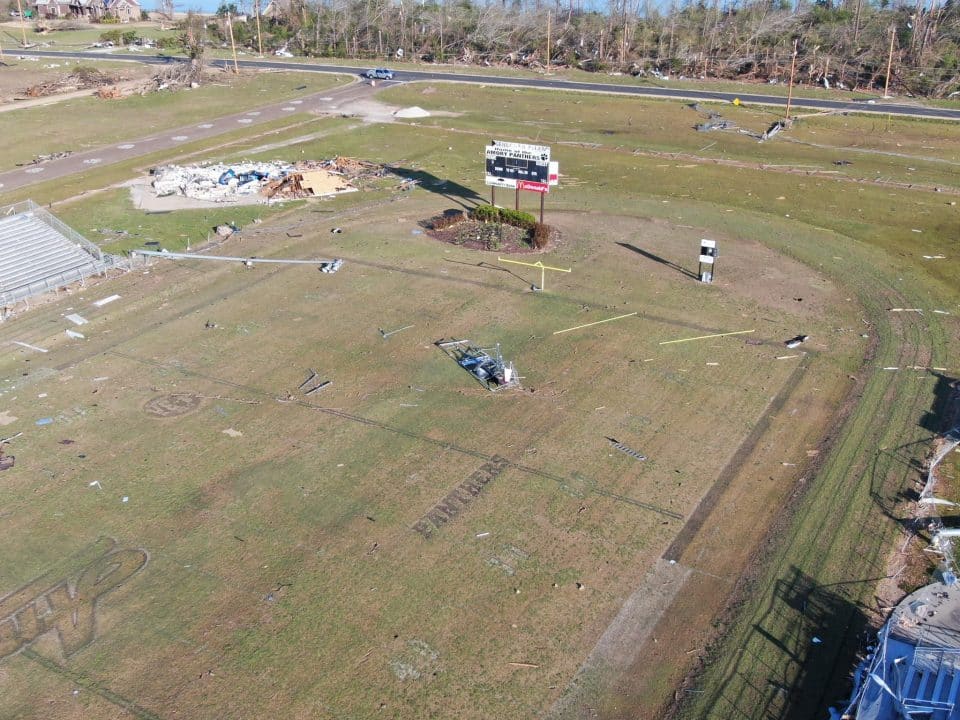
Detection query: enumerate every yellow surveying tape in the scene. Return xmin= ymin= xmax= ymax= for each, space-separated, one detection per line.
xmin=553 ymin=312 xmax=638 ymax=335
xmin=659 ymin=329 xmax=755 ymax=345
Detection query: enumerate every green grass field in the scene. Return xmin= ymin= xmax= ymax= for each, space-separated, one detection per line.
xmin=0 ymin=78 xmax=957 ymax=720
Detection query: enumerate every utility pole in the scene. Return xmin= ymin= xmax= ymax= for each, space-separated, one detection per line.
xmin=254 ymin=0 xmax=263 ymax=56
xmin=227 ymin=12 xmax=239 ymax=74
xmin=15 ymin=0 xmax=27 ymax=47
xmin=785 ymin=37 xmax=798 ymax=120
xmin=884 ymin=24 xmax=896 ymax=98
xmin=546 ymin=10 xmax=551 ymax=74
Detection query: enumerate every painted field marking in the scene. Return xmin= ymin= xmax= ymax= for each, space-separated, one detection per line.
xmin=659 ymin=329 xmax=755 ymax=345
xmin=553 ymin=312 xmax=637 ymax=336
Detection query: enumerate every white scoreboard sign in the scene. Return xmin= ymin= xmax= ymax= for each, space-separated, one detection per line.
xmin=485 ymin=140 xmax=552 ymax=193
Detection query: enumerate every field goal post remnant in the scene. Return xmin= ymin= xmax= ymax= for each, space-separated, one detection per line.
xmin=497 ymin=256 xmax=571 ymax=292
xmin=698 ymin=239 xmax=717 ymax=283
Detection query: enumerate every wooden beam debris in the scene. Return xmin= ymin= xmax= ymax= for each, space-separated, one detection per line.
xmin=304 ymin=380 xmax=332 ymax=395
xmin=298 ymin=370 xmax=318 ymax=390
xmin=379 ymin=325 xmax=413 ymax=339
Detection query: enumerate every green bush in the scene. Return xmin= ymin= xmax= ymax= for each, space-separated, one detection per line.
xmin=471 ymin=204 xmax=536 ymax=229
xmin=472 ymin=204 xmax=500 ymax=223
xmin=98 ymin=29 xmax=137 ymax=45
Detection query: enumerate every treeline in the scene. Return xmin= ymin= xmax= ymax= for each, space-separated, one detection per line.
xmin=193 ymin=0 xmax=960 ymax=97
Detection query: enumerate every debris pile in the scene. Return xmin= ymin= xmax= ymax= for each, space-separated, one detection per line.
xmin=437 ymin=339 xmax=520 ymax=392
xmin=262 ymin=162 xmax=357 ymax=199
xmin=151 ymin=157 xmax=380 ymax=202
xmin=23 ymin=66 xmax=118 ymax=98
xmin=152 ymin=161 xmax=293 ymax=201
xmin=17 ymin=151 xmax=73 ymax=167
xmin=151 ymin=62 xmax=204 ymax=93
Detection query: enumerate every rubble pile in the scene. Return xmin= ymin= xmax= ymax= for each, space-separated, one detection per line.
xmin=150 ymin=158 xmax=382 ymax=202
xmin=23 ymin=67 xmax=119 ymax=98
xmin=152 ymin=161 xmax=293 ymax=201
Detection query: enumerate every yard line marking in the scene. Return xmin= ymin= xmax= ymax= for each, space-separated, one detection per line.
xmin=197 ymin=123 xmax=214 ymax=129
xmin=117 ymin=143 xmax=135 ymax=150
xmin=171 ymin=135 xmax=189 ymax=141
xmin=25 ymin=167 xmax=45 ymax=174
xmin=237 ymin=119 xmax=253 ymax=124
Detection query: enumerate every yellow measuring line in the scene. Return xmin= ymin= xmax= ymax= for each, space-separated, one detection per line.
xmin=659 ymin=329 xmax=755 ymax=345
xmin=497 ymin=256 xmax=571 ymax=291
xmin=553 ymin=312 xmax=638 ymax=335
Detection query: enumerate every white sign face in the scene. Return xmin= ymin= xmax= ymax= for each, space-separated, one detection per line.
xmin=699 ymin=239 xmax=717 ymax=264
xmin=485 ymin=140 xmax=551 ymax=193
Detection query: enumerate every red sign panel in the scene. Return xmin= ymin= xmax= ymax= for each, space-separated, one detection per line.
xmin=517 ymin=180 xmax=549 ymax=193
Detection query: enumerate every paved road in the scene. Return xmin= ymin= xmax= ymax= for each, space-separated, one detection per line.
xmin=15 ymin=48 xmax=960 ymax=121
xmin=0 ymin=78 xmax=376 ymax=195
xmin=2 ymin=48 xmax=957 ymax=196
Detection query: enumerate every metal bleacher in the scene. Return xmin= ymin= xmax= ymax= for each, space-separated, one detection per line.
xmin=0 ymin=200 xmax=120 ymax=306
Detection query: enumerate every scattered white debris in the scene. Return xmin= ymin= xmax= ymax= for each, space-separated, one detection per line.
xmin=883 ymin=367 xmax=899 ymax=371
xmin=776 ymin=355 xmax=799 ymax=360
xmin=222 ymin=428 xmax=243 ymax=438
xmin=92 ymin=376 xmax=109 ymax=382
xmin=65 ymin=313 xmax=88 ymax=325
xmin=65 ymin=329 xmax=85 ymax=339
xmin=121 ymin=496 xmax=129 ymax=503
xmin=923 ymin=255 xmax=946 ymax=260
xmin=812 ymin=636 xmax=823 ymax=644
xmin=89 ymin=480 xmax=102 ymax=490
xmin=933 ymin=310 xmax=950 ymax=315
xmin=93 ymin=294 xmax=120 ymax=307
xmin=476 ymin=532 xmax=490 ymax=538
